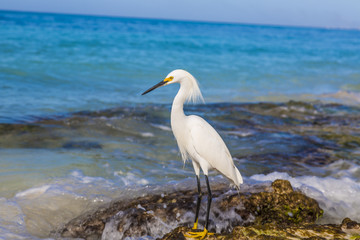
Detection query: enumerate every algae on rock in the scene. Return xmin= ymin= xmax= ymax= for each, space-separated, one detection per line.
xmin=160 ymin=220 xmax=360 ymax=240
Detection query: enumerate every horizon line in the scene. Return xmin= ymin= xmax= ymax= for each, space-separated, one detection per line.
xmin=1 ymin=8 xmax=359 ymax=31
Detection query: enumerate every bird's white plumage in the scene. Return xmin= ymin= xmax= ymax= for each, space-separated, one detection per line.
xmin=188 ymin=115 xmax=243 ymax=186
xmin=165 ymin=69 xmax=243 ymax=187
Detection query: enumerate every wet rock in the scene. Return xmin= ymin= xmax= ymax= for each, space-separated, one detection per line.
xmin=57 ymin=188 xmax=197 ymax=239
xmin=220 ymin=179 xmax=323 ymax=227
xmin=271 ymin=178 xmax=293 ymax=194
xmin=341 ymin=217 xmax=360 ymax=235
xmin=159 ymin=227 xmax=187 ymax=240
xmin=62 ymin=141 xmax=102 ymax=149
xmin=0 ymin=123 xmax=41 ymax=134
xmin=320 ymin=132 xmax=360 ymax=149
xmin=160 ymin=220 xmax=360 ymax=240
xmin=55 ymin=180 xmax=323 ymax=239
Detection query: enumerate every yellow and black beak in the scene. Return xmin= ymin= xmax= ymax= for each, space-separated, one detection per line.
xmin=141 ymin=77 xmax=173 ymax=95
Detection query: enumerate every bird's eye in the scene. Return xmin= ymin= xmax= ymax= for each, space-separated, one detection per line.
xmin=164 ymin=76 xmax=174 ymax=82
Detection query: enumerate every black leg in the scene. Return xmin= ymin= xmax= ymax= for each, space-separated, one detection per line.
xmin=184 ymin=175 xmax=214 ymax=239
xmin=205 ymin=175 xmax=212 ymax=230
xmin=193 ymin=175 xmax=202 ymax=228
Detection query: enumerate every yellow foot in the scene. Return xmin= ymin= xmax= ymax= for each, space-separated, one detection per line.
xmin=184 ymin=228 xmax=214 ymax=239
xmin=192 ymin=220 xmax=198 ymax=230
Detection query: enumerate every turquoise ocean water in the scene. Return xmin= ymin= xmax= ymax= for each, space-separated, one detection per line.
xmin=1 ymin=10 xmax=360 ymax=239
xmin=1 ymin=10 xmax=360 ymax=122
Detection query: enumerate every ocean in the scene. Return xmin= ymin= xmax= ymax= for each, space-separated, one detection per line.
xmin=0 ymin=10 xmax=360 ymax=239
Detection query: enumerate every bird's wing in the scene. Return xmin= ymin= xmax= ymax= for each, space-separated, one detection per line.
xmin=187 ymin=115 xmax=239 ymax=183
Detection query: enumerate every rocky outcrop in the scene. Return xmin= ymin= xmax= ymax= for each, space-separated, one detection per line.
xmin=54 ymin=179 xmax=330 ymax=239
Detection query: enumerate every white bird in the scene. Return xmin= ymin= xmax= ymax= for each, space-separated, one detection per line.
xmin=142 ymin=69 xmax=243 ymax=239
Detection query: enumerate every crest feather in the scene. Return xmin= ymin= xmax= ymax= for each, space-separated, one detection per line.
xmin=186 ymin=74 xmax=204 ymax=104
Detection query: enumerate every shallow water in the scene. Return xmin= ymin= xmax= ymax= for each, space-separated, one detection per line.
xmin=1 ymin=10 xmax=360 ymax=240
xmin=1 ymin=102 xmax=360 ymax=239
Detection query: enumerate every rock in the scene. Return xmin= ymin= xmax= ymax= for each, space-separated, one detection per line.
xmin=219 ymin=179 xmax=323 ymax=227
xmin=341 ymin=217 xmax=360 ymax=235
xmin=62 ymin=140 xmax=102 ymax=149
xmin=159 ymin=220 xmax=360 ymax=240
xmin=57 ymin=188 xmax=198 ymax=239
xmin=159 ymin=227 xmax=188 ymax=240
xmin=54 ymin=179 xmax=325 ymax=239
xmin=271 ymin=178 xmax=293 ymax=194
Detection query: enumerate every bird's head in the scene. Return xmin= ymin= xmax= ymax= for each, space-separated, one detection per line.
xmin=141 ymin=69 xmax=187 ymax=95
xmin=163 ymin=69 xmax=191 ymax=84
xmin=142 ymin=69 xmax=204 ymax=103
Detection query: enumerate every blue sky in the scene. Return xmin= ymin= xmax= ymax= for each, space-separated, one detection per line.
xmin=0 ymin=0 xmax=360 ymax=28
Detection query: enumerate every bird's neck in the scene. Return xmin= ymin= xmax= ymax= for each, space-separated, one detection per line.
xmin=171 ymin=83 xmax=187 ymax=127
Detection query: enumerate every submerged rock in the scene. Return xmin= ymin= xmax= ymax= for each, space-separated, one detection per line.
xmin=62 ymin=140 xmax=102 ymax=149
xmin=55 ymin=179 xmax=325 ymax=239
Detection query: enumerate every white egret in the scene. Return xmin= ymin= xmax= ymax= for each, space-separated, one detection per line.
xmin=142 ymin=69 xmax=243 ymax=239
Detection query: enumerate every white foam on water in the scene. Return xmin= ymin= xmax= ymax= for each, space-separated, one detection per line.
xmin=114 ymin=171 xmax=150 ymax=186
xmin=15 ymin=185 xmax=51 ymax=198
xmin=140 ymin=132 xmax=155 ymax=137
xmin=250 ymin=162 xmax=360 ymax=224
xmin=224 ymin=129 xmax=255 ymax=137
xmin=102 ymin=211 xmax=158 ymax=240
xmin=70 ymin=170 xmax=114 ymax=185
xmin=323 ymin=90 xmax=360 ymax=105
xmin=150 ymin=123 xmax=172 ymax=131
xmin=325 ymin=160 xmax=360 ymax=179
xmin=0 ymin=170 xmax=126 ymax=239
